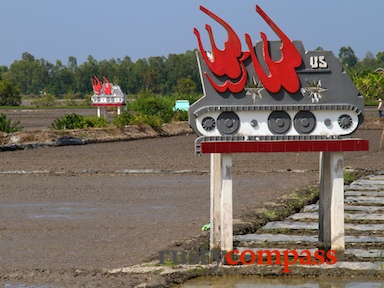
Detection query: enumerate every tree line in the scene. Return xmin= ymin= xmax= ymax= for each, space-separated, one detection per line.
xmin=0 ymin=50 xmax=201 ymax=105
xmin=0 ymin=46 xmax=384 ymax=106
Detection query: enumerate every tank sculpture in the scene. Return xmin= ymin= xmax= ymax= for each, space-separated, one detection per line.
xmin=189 ymin=5 xmax=364 ymax=150
xmin=91 ymin=76 xmax=126 ymax=107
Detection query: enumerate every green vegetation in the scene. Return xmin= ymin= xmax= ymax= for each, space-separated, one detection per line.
xmin=0 ymin=46 xmax=382 ymax=107
xmin=1 ymin=46 xmax=383 ymax=132
xmin=344 ymin=170 xmax=365 ymax=185
xmin=113 ymin=110 xmax=133 ymax=128
xmin=0 ymin=113 xmax=23 ymax=133
xmin=112 ymin=92 xmax=198 ymax=130
xmin=2 ymin=51 xmax=200 ymax=97
xmin=51 ymin=113 xmax=108 ymax=130
xmin=0 ymin=74 xmax=21 ymax=106
xmin=31 ymin=93 xmax=58 ymax=107
xmin=50 ymin=92 xmax=198 ymax=131
xmin=130 ymin=114 xmax=164 ymax=131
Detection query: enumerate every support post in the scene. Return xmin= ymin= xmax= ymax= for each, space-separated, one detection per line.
xmin=210 ymin=153 xmax=233 ymax=261
xmin=117 ymin=106 xmax=121 ymax=115
xmin=210 ymin=153 xmax=221 ymax=254
xmin=220 ymin=153 xmax=233 ymax=253
xmin=319 ymin=152 xmax=345 ymax=258
xmin=97 ymin=106 xmax=101 ymax=117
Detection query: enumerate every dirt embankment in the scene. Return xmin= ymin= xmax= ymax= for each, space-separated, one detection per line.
xmin=0 ymin=122 xmax=194 ymax=151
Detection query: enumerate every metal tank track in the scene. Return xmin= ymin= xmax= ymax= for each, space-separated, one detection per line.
xmin=193 ymin=103 xmax=362 ymax=117
xmin=193 ymin=103 xmax=363 ymax=138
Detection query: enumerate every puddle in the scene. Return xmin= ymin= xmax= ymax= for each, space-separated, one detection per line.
xmin=178 ymin=276 xmax=384 ymax=288
xmin=4 ymin=284 xmax=50 ymax=288
xmin=28 ymin=214 xmax=79 ymax=219
xmin=0 ymin=202 xmax=103 ymax=220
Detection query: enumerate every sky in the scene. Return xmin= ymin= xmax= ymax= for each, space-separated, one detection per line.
xmin=1 ymin=0 xmax=383 ymax=67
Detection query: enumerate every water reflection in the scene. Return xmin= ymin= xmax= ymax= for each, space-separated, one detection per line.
xmin=179 ymin=276 xmax=384 ymax=288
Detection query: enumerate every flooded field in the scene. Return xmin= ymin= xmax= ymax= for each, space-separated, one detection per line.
xmin=179 ymin=276 xmax=384 ymax=288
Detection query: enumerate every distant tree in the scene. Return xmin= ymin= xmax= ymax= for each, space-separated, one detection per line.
xmin=67 ymin=56 xmax=77 ymax=72
xmin=148 ymin=56 xmax=166 ymax=93
xmin=21 ymin=51 xmax=35 ymax=62
xmin=165 ymin=50 xmax=200 ymax=93
xmin=0 ymin=75 xmax=21 ymax=106
xmin=339 ymin=46 xmax=358 ymax=68
xmin=49 ymin=60 xmax=75 ymax=95
xmin=175 ymin=77 xmax=196 ymax=95
xmin=8 ymin=53 xmax=40 ymax=94
xmin=114 ymin=56 xmax=134 ymax=94
xmin=132 ymin=58 xmax=149 ymax=92
xmin=74 ymin=55 xmax=99 ymax=93
xmin=376 ymin=52 xmax=384 ymax=67
xmin=0 ymin=66 xmax=8 ymax=76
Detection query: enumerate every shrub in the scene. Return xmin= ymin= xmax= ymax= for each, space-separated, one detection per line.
xmin=51 ymin=113 xmax=108 ymax=130
xmin=31 ymin=93 xmax=59 ymax=107
xmin=83 ymin=115 xmax=108 ymax=128
xmin=174 ymin=77 xmax=197 ymax=95
xmin=131 ymin=113 xmax=163 ymax=131
xmin=0 ymin=77 xmax=21 ymax=106
xmin=0 ymin=113 xmax=23 ymax=132
xmin=64 ymin=92 xmax=78 ymax=106
xmin=173 ymin=110 xmax=188 ymax=121
xmin=131 ymin=94 xmax=174 ymax=123
xmin=113 ymin=111 xmax=133 ymax=128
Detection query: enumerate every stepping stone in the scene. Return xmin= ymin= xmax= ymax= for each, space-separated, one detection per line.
xmin=235 ymin=233 xmax=384 ymax=244
xmin=345 ymin=191 xmax=384 ymax=197
xmin=345 ymin=196 xmax=384 ymax=204
xmin=288 ymin=212 xmax=384 ymax=221
xmin=261 ymin=221 xmax=384 ymax=231
xmin=303 ymin=204 xmax=384 ymax=213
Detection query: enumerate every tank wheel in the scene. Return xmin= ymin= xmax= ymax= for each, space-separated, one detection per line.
xmin=294 ymin=111 xmax=316 ymax=134
xmin=268 ymin=111 xmax=291 ymax=135
xmin=202 ymin=117 xmax=216 ymax=131
xmin=217 ymin=112 xmax=240 ymax=135
xmin=338 ymin=114 xmax=353 ymax=129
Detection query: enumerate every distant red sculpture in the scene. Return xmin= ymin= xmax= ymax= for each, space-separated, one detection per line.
xmin=102 ymin=76 xmax=112 ymax=95
xmin=92 ymin=76 xmax=102 ymax=95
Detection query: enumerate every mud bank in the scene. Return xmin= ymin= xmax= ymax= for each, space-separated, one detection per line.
xmin=0 ymin=122 xmax=193 ymax=151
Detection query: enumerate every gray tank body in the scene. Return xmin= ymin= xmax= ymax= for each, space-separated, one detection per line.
xmin=188 ymin=40 xmax=364 ymax=143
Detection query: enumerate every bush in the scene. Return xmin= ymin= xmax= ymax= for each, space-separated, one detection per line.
xmin=31 ymin=93 xmax=59 ymax=107
xmin=0 ymin=113 xmax=23 ymax=132
xmin=131 ymin=94 xmax=174 ymax=123
xmin=51 ymin=113 xmax=108 ymax=130
xmin=83 ymin=115 xmax=108 ymax=128
xmin=81 ymin=93 xmax=93 ymax=106
xmin=172 ymin=110 xmax=188 ymax=121
xmin=113 ymin=110 xmax=133 ymax=128
xmin=64 ymin=92 xmax=78 ymax=106
xmin=0 ymin=77 xmax=21 ymax=106
xmin=131 ymin=113 xmax=163 ymax=131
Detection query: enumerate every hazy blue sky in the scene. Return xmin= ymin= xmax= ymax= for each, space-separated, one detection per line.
xmin=1 ymin=1 xmax=383 ymax=67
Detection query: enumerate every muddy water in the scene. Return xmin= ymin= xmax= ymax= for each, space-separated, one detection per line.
xmin=179 ymin=276 xmax=384 ymax=288
xmin=4 ymin=285 xmax=50 ymax=288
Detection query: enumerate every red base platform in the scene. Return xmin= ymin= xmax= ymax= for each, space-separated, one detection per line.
xmin=200 ymin=139 xmax=369 ymax=154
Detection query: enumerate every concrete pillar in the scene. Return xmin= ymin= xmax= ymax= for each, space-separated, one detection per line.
xmin=210 ymin=153 xmax=233 ymax=258
xmin=319 ymin=152 xmax=345 ymax=257
xmin=220 ymin=153 xmax=233 ymax=252
xmin=210 ymin=153 xmax=221 ymax=253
